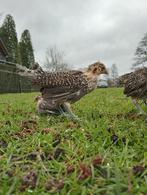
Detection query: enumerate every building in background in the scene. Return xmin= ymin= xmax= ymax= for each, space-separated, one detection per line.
xmin=97 ymin=74 xmax=108 ymax=88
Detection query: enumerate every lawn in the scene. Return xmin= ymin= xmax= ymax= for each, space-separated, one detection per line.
xmin=0 ymin=88 xmax=147 ymax=195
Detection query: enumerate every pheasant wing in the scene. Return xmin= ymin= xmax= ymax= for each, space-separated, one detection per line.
xmin=124 ymin=68 xmax=147 ymax=98
xmin=34 ymin=70 xmax=88 ymax=103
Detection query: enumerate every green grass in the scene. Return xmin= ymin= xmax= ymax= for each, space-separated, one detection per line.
xmin=0 ymin=88 xmax=147 ymax=195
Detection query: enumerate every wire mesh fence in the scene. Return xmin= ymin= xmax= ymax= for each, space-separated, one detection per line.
xmin=0 ymin=60 xmax=39 ymax=93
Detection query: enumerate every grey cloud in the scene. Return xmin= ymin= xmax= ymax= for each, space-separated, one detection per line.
xmin=0 ymin=0 xmax=147 ymax=74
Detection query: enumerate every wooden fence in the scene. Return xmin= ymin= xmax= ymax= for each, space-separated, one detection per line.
xmin=0 ymin=60 xmax=39 ymax=93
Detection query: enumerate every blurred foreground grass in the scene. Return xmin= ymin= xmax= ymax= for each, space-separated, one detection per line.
xmin=0 ymin=88 xmax=147 ymax=194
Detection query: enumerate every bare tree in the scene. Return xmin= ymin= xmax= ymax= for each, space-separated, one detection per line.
xmin=44 ymin=46 xmax=69 ymax=72
xmin=111 ymin=63 xmax=119 ymax=86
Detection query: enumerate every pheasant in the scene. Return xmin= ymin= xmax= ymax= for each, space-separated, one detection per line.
xmin=118 ymin=67 xmax=147 ymax=115
xmin=17 ymin=61 xmax=108 ymax=120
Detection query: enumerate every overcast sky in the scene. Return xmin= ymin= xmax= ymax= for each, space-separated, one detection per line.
xmin=0 ymin=0 xmax=147 ymax=74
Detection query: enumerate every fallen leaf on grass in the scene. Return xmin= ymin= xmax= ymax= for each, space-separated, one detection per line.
xmin=132 ymin=165 xmax=145 ymax=176
xmin=66 ymin=164 xmax=75 ymax=174
xmin=79 ymin=164 xmax=92 ymax=180
xmin=92 ymin=155 xmax=103 ymax=167
xmin=66 ymin=122 xmax=80 ymax=129
xmin=20 ymin=171 xmax=38 ymax=191
xmin=21 ymin=120 xmax=37 ymax=130
xmin=41 ymin=128 xmax=54 ymax=134
xmin=12 ymin=128 xmax=35 ymax=139
xmin=11 ymin=119 xmax=38 ymax=139
xmin=46 ymin=179 xmax=64 ymax=191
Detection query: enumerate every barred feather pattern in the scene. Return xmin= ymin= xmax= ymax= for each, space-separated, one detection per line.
xmin=33 ymin=71 xmax=89 ymax=92
xmin=118 ymin=72 xmax=133 ymax=85
xmin=124 ymin=67 xmax=147 ymax=99
xmin=17 ymin=62 xmax=107 ymax=110
xmin=32 ymin=70 xmax=99 ymax=105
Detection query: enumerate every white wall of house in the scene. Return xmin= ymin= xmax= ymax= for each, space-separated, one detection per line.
xmin=97 ymin=74 xmax=109 ymax=87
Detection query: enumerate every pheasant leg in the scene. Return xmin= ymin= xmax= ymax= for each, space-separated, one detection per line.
xmin=58 ymin=102 xmax=80 ymax=121
xmin=132 ymin=98 xmax=146 ymax=115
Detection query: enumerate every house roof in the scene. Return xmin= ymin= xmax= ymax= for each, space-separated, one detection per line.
xmin=0 ymin=39 xmax=8 ymax=56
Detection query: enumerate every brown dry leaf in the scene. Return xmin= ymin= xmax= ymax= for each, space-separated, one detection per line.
xmin=20 ymin=171 xmax=38 ymax=191
xmin=12 ymin=128 xmax=35 ymax=139
xmin=46 ymin=179 xmax=64 ymax=191
xmin=132 ymin=165 xmax=145 ymax=176
xmin=66 ymin=164 xmax=75 ymax=174
xmin=79 ymin=163 xmax=92 ymax=180
xmin=92 ymin=155 xmax=103 ymax=167
xmin=41 ymin=128 xmax=54 ymax=134
xmin=66 ymin=122 xmax=80 ymax=129
xmin=21 ymin=120 xmax=38 ymax=130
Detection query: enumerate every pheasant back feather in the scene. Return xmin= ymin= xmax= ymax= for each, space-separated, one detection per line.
xmin=124 ymin=67 xmax=147 ymax=99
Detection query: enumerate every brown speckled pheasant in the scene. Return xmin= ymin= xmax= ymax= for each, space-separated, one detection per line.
xmin=17 ymin=61 xmax=108 ymax=120
xmin=118 ymin=67 xmax=147 ymax=115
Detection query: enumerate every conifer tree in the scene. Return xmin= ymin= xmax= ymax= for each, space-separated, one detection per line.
xmin=19 ymin=29 xmax=35 ymax=68
xmin=133 ymin=33 xmax=147 ymax=67
xmin=0 ymin=14 xmax=20 ymax=63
